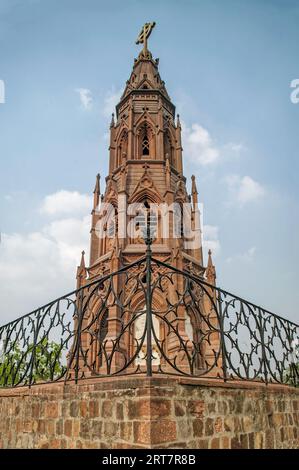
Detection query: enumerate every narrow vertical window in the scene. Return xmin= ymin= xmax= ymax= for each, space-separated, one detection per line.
xmin=142 ymin=128 xmax=150 ymax=156
xmin=138 ymin=122 xmax=153 ymax=158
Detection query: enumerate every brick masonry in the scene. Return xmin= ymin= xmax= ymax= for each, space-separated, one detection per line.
xmin=0 ymin=376 xmax=298 ymax=449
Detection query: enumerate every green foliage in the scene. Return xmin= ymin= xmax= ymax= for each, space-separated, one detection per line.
xmin=284 ymin=363 xmax=299 ymax=387
xmin=0 ymin=337 xmax=66 ymax=387
xmin=0 ymin=341 xmax=24 ymax=386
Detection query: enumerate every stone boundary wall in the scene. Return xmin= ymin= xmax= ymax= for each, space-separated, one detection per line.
xmin=0 ymin=376 xmax=298 ymax=449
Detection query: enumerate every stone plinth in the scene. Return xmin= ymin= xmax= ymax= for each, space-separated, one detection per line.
xmin=0 ymin=376 xmax=298 ymax=449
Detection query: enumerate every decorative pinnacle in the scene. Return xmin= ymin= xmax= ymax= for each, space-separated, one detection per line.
xmin=191 ymin=175 xmax=198 ymax=194
xmin=191 ymin=175 xmax=198 ymax=206
xmin=94 ymin=173 xmax=100 ymax=194
xmin=110 ymin=113 xmax=115 ymax=128
xmin=76 ymin=250 xmax=87 ymax=286
xmin=206 ymin=249 xmax=216 ymax=284
xmin=80 ymin=250 xmax=86 ymax=268
xmin=176 ymin=114 xmax=181 ymax=128
xmin=207 ymin=249 xmax=213 ymax=266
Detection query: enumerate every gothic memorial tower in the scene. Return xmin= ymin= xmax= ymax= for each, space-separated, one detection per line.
xmin=77 ymin=23 xmax=215 ymax=284
xmin=75 ymin=23 xmax=219 ymax=377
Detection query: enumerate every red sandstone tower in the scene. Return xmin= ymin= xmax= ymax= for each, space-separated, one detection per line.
xmin=77 ymin=22 xmax=216 ymax=287
xmin=74 ymin=23 xmax=219 ymax=377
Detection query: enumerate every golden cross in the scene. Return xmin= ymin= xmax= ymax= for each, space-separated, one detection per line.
xmin=136 ymin=22 xmax=156 ymax=56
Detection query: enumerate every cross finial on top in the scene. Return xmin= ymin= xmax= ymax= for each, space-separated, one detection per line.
xmin=136 ymin=22 xmax=156 ymax=58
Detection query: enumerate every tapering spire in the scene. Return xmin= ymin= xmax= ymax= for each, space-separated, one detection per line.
xmin=175 ymin=114 xmax=183 ymax=174
xmin=206 ymin=249 xmax=216 ymax=285
xmin=94 ymin=173 xmax=100 ymax=194
xmin=191 ymin=175 xmax=198 ymax=206
xmin=76 ymin=250 xmax=87 ymax=288
xmin=191 ymin=175 xmax=198 ymax=194
xmin=79 ymin=250 xmax=86 ymax=269
xmin=119 ymin=22 xmax=171 ymax=105
xmin=84 ymin=22 xmax=207 ymax=289
xmin=176 ymin=114 xmax=181 ymax=128
xmin=110 ymin=113 xmax=115 ymax=128
xmin=93 ymin=173 xmax=100 ymax=210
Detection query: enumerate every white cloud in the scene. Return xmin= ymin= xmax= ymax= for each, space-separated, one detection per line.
xmin=229 ymin=143 xmax=246 ymax=153
xmin=182 ymin=122 xmax=219 ymax=165
xmin=40 ymin=190 xmax=92 ymax=217
xmin=203 ymin=224 xmax=219 ymax=241
xmin=102 ymin=88 xmax=122 ymax=118
xmin=247 ymin=246 xmax=256 ymax=257
xmin=225 ymin=175 xmax=265 ymax=205
xmin=224 ymin=142 xmax=246 ymax=155
xmin=226 ymin=246 xmax=256 ymax=264
xmin=202 ymin=224 xmax=221 ymax=261
xmin=0 ymin=191 xmax=91 ymax=323
xmin=43 ymin=216 xmax=90 ymax=268
xmin=74 ymin=86 xmax=122 ymax=117
xmin=75 ymin=88 xmax=93 ymax=110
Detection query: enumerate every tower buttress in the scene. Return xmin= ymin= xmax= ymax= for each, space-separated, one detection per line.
xmin=74 ymin=22 xmax=219 ymax=379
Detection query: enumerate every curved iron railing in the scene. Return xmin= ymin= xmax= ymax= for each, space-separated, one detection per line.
xmin=0 ymin=240 xmax=298 ymax=388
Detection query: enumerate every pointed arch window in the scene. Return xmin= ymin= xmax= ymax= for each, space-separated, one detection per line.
xmin=133 ymin=199 xmax=158 ymax=242
xmin=142 ymin=133 xmax=150 ymax=156
xmin=138 ymin=122 xmax=154 ymax=159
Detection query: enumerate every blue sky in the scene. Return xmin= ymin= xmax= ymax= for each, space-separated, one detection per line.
xmin=0 ymin=0 xmax=298 ymax=324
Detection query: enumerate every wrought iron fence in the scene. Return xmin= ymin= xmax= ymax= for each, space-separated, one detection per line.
xmin=0 ymin=239 xmax=298 ymax=388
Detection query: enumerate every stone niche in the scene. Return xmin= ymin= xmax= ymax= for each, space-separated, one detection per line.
xmin=0 ymin=376 xmax=298 ymax=449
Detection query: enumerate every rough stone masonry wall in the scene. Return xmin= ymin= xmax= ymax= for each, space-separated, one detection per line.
xmin=0 ymin=376 xmax=298 ymax=449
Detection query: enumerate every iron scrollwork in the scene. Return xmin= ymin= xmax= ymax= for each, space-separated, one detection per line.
xmin=0 ymin=242 xmax=298 ymax=387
